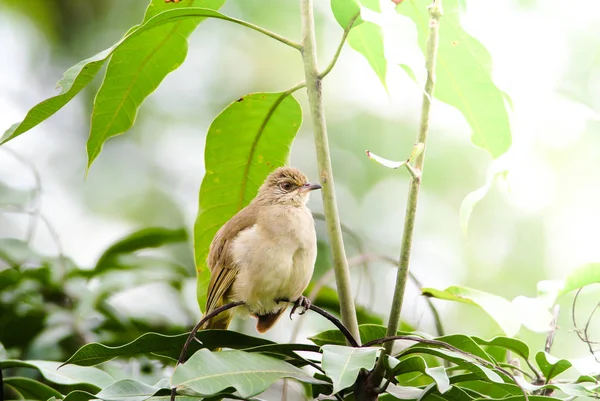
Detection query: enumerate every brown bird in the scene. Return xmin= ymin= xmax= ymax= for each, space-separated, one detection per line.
xmin=202 ymin=166 xmax=322 ymax=333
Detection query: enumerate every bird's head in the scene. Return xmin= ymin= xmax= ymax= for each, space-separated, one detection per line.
xmin=256 ymin=166 xmax=321 ymax=207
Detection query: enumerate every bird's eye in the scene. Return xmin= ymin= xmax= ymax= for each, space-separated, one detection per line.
xmin=280 ymin=182 xmax=293 ymax=191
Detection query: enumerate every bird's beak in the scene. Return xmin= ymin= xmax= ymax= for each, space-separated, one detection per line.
xmin=299 ymin=182 xmax=322 ymax=192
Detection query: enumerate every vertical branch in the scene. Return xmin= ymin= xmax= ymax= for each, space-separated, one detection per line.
xmin=299 ymin=0 xmax=361 ymax=343
xmin=375 ymin=0 xmax=444 ymax=382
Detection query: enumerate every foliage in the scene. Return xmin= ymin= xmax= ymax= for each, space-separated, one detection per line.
xmin=1 ymin=0 xmax=599 ymax=400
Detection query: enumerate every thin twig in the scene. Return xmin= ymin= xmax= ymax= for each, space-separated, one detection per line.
xmin=318 ymin=12 xmax=360 ymax=79
xmin=573 ymin=289 xmax=600 ymax=363
xmin=545 ymin=305 xmax=560 ymax=353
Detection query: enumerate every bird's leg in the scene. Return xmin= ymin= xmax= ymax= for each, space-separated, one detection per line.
xmin=289 ymin=296 xmax=311 ymax=319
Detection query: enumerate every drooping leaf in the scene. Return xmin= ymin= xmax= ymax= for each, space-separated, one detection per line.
xmin=348 ymin=22 xmax=387 ymax=90
xmin=535 ymin=352 xmax=572 ymax=381
xmin=96 ymin=379 xmax=162 ymax=401
xmin=472 ymin=336 xmax=530 ymax=361
xmin=321 ymin=345 xmax=379 ymax=393
xmin=422 ymin=286 xmax=521 ymax=337
xmin=61 ymin=390 xmax=97 ymax=401
xmin=86 ymin=0 xmax=225 ymax=168
xmin=389 ymin=356 xmax=450 ymax=394
xmin=171 ymin=349 xmax=325 ymax=398
xmin=309 ymin=324 xmax=425 ymax=347
xmin=3 ymin=377 xmax=63 ymax=400
xmin=396 ymin=0 xmax=512 ymax=158
xmin=0 ymin=360 xmax=114 ymax=389
xmin=560 ymin=263 xmax=600 ymax=295
xmin=193 ymin=92 xmax=302 ymax=310
xmin=436 ymin=334 xmax=494 ymax=363
xmin=385 ymin=383 xmax=424 ymax=399
xmin=63 ymin=330 xmax=282 ymax=366
xmin=513 ymin=376 xmax=594 ymax=398
xmin=330 ymin=0 xmax=363 ymax=29
xmin=459 ymin=168 xmax=506 ymax=235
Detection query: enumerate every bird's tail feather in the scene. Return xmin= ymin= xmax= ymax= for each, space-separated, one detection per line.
xmin=256 ymin=309 xmax=285 ymax=333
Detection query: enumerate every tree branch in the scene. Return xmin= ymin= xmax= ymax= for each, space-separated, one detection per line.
xmin=374 ymin=0 xmax=443 ymax=382
xmin=300 ymin=0 xmax=361 ymax=344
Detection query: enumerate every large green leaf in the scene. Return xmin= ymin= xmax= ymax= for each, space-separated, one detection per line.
xmin=3 ymin=377 xmax=63 ymax=400
xmin=330 ymin=0 xmax=363 ymax=29
xmin=96 ymin=379 xmax=163 ymax=401
xmin=436 ymin=334 xmax=494 ymax=363
xmin=0 ymin=360 xmax=114 ymax=389
xmin=560 ymin=263 xmax=600 ymax=295
xmin=86 ymin=0 xmax=225 ymax=168
xmin=321 ymin=345 xmax=379 ymax=393
xmin=62 ymin=330 xmax=284 ymax=366
xmin=397 ymin=0 xmax=511 ymax=158
xmin=0 ymin=5 xmax=276 ymax=149
xmin=422 ymin=286 xmax=520 ymax=337
xmin=171 ymin=349 xmax=325 ymax=398
xmin=193 ymin=92 xmax=302 ymax=310
xmin=472 ymin=336 xmax=530 ymax=361
xmin=348 ymin=22 xmax=387 ymax=90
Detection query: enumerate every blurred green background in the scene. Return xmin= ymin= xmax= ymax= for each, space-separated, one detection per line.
xmin=1 ymin=0 xmax=599 ymax=394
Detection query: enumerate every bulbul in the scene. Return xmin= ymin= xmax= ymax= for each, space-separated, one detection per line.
xmin=202 ymin=166 xmax=322 ymax=333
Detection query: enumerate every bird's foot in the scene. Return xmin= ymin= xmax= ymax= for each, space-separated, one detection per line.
xmin=289 ymin=296 xmax=311 ymax=320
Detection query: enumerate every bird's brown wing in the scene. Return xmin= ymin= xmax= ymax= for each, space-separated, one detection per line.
xmin=204 ymin=205 xmax=258 ymax=317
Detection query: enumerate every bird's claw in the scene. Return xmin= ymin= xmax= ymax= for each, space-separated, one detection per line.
xmin=289 ymin=296 xmax=311 ymax=320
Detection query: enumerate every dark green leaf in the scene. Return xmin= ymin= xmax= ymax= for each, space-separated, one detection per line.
xmin=472 ymin=336 xmax=530 ymax=361
xmin=1 ymin=360 xmax=114 ymax=389
xmin=397 ymin=0 xmax=512 ymax=158
xmin=422 ymin=286 xmax=520 ymax=337
xmin=330 ymin=0 xmax=363 ymax=29
xmin=86 ymin=0 xmax=225 ymax=168
xmin=309 ymin=324 xmax=424 ymax=346
xmin=63 ymin=330 xmax=279 ymax=366
xmin=436 ymin=335 xmax=493 ymax=363
xmin=321 ymin=345 xmax=379 ymax=393
xmin=172 ymin=349 xmax=325 ymax=398
xmin=389 ymin=356 xmax=450 ymax=393
xmin=62 ymin=390 xmax=101 ymax=401
xmin=348 ymin=22 xmax=387 ymax=90
xmin=535 ymin=352 xmax=572 ymax=381
xmin=3 ymin=377 xmax=63 ymax=400
xmin=193 ymin=92 xmax=302 ymax=309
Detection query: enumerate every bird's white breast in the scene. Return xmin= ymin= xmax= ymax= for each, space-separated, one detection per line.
xmin=229 ymin=205 xmax=317 ymax=315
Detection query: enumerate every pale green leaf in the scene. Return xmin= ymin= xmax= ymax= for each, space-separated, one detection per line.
xmin=321 ymin=345 xmax=379 ymax=393
xmin=193 ymin=92 xmax=302 ymax=310
xmin=422 ymin=286 xmax=521 ymax=337
xmin=397 ymin=0 xmax=512 ymax=158
xmin=385 ymin=383 xmax=424 ymax=399
xmin=561 ymin=263 xmax=600 ymax=295
xmin=472 ymin=336 xmax=530 ymax=360
xmin=389 ymin=356 xmax=450 ymax=393
xmin=0 ymin=360 xmax=114 ymax=389
xmin=361 ymin=0 xmax=381 ymax=13
xmin=171 ymin=349 xmax=324 ymax=398
xmin=96 ymin=379 xmax=161 ymax=401
xmin=348 ymin=22 xmax=387 ymax=90
xmin=366 ymin=150 xmax=408 ymax=169
xmin=331 ymin=0 xmax=363 ymax=29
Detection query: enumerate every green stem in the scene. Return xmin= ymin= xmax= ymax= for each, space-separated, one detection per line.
xmin=299 ymin=0 xmax=361 ymax=344
xmin=229 ymin=17 xmax=302 ymax=50
xmin=374 ymin=0 xmax=443 ymax=382
xmin=318 ymin=12 xmax=360 ymax=79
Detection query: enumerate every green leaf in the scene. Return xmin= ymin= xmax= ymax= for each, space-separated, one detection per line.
xmin=535 ymin=351 xmax=572 ymax=381
xmin=1 ymin=360 xmax=114 ymax=389
xmin=385 ymin=383 xmax=424 ymax=399
xmin=96 ymin=379 xmax=162 ymax=401
xmin=86 ymin=0 xmax=225 ymax=169
xmin=472 ymin=336 xmax=530 ymax=361
xmin=63 ymin=330 xmax=284 ymax=366
xmin=422 ymin=286 xmax=520 ymax=337
xmin=309 ymin=324 xmax=424 ymax=346
xmin=472 ymin=397 xmax=563 ymax=401
xmin=348 ymin=22 xmax=387 ymax=90
xmin=193 ymin=92 xmax=302 ymax=310
xmin=560 ymin=263 xmax=600 ymax=295
xmin=459 ymin=168 xmax=506 ymax=236
xmin=171 ymin=349 xmax=325 ymax=398
xmin=88 ymin=227 xmax=187 ymax=276
xmin=0 ymin=5 xmax=258 ymax=148
xmin=389 ymin=356 xmax=450 ymax=393
xmin=330 ymin=0 xmax=363 ymax=29
xmin=321 ymin=345 xmax=379 ymax=393
xmin=397 ymin=0 xmax=512 ymax=158
xmin=3 ymin=377 xmax=63 ymax=400
xmin=0 ymin=238 xmax=42 ymax=267
xmin=436 ymin=334 xmax=494 ymax=363
xmin=0 ymin=47 xmax=113 ymax=145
